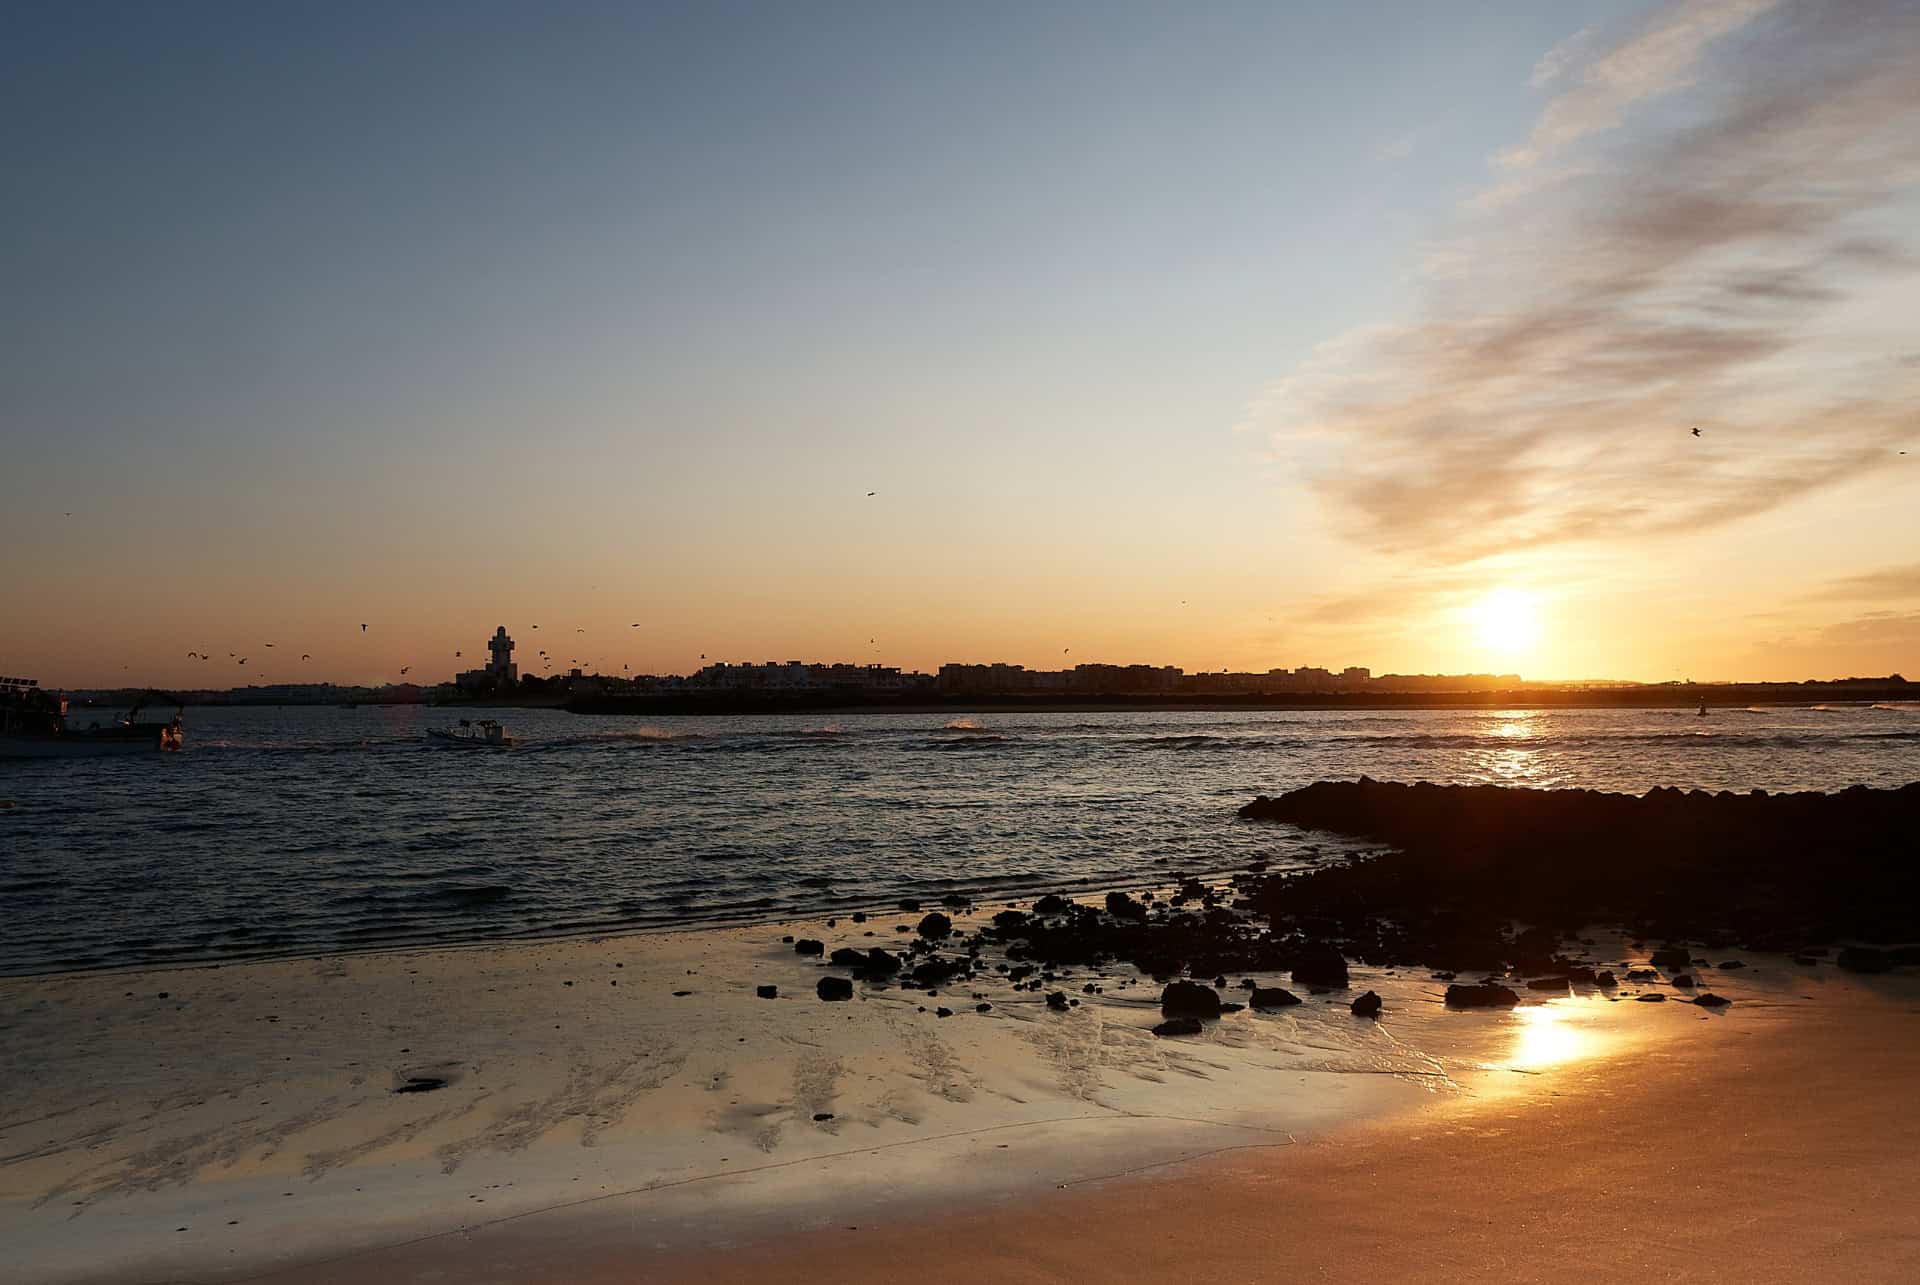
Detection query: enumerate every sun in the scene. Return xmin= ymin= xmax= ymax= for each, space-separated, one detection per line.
xmin=1470 ymin=587 xmax=1543 ymax=656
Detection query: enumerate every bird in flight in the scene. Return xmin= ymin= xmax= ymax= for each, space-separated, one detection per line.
xmin=631 ymin=623 xmax=640 ymax=628
xmin=238 ymin=657 xmax=248 ymax=665
xmin=867 ymin=491 xmax=876 ymax=497
xmin=264 ymin=643 xmax=274 ymax=648
xmin=187 ymin=651 xmax=199 ymax=659
xmin=400 ymin=666 xmax=410 ymax=676
xmin=576 ymin=628 xmax=585 ymax=633
xmin=455 ymin=651 xmax=462 ymax=658
xmin=1691 ymin=427 xmax=1701 ymax=437
xmin=301 ymin=654 xmax=311 ymax=661
xmin=360 ymin=623 xmax=367 ymax=632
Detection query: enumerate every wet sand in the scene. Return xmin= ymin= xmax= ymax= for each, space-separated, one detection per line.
xmin=2 ymin=912 xmax=1911 ymax=1283
xmin=645 ymin=971 xmax=1920 ymax=1285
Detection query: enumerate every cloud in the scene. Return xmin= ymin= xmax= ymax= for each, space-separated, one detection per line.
xmin=1529 ymin=26 xmax=1597 ymax=89
xmin=1809 ymin=563 xmax=1920 ymax=602
xmin=1500 ymin=0 xmax=1780 ymax=169
xmin=1252 ymin=0 xmax=1920 ymax=568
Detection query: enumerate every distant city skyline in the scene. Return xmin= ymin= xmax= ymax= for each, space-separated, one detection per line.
xmin=4 ymin=2 xmax=1917 ymax=688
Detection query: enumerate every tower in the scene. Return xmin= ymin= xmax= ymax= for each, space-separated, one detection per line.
xmin=486 ymin=626 xmax=517 ymax=683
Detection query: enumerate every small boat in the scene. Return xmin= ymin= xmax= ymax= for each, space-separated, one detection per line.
xmin=1 ymin=679 xmax=184 ymax=758
xmin=1697 ymin=703 xmax=1707 ymax=717
xmin=426 ymin=718 xmax=515 ymax=748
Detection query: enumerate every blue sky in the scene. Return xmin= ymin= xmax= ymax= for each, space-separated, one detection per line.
xmin=5 ymin=1 xmax=1916 ymax=685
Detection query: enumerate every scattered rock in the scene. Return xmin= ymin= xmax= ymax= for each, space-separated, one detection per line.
xmin=1670 ymin=974 xmax=1696 ymax=988
xmin=1650 ymin=946 xmax=1693 ymax=971
xmin=1152 ymin=1016 xmax=1204 ymax=1037
xmin=1694 ymin=993 xmax=1732 ymax=1007
xmin=1717 ymin=960 xmax=1745 ymax=970
xmin=1250 ymin=986 xmax=1301 ymax=1009
xmin=1105 ymin=891 xmax=1147 ymax=921
xmin=1444 ymin=983 xmax=1519 ymax=1009
xmin=1526 ymin=977 xmax=1570 ymax=992
xmin=1636 ymin=993 xmax=1667 ymax=1003
xmin=976 ymin=1003 xmax=992 ymax=1013
xmin=755 ymin=985 xmax=777 ymax=999
xmin=1837 ymin=946 xmax=1892 ymax=974
xmin=1033 ymin=894 xmax=1072 ymax=916
xmin=794 ymin=939 xmax=825 ymax=956
xmin=813 ymin=1112 xmax=834 ymax=1122
xmin=1045 ymin=991 xmax=1070 ymax=1011
xmin=1350 ymin=990 xmax=1382 ymax=1018
xmin=1290 ymin=942 xmax=1349 ymax=989
xmin=917 ymin=912 xmax=953 ymax=940
xmin=1160 ymin=980 xmax=1223 ymax=1019
xmin=1595 ymin=970 xmax=1618 ymax=987
xmin=936 ymin=1007 xmax=953 ymax=1017
xmin=816 ymin=977 xmax=853 ymax=1002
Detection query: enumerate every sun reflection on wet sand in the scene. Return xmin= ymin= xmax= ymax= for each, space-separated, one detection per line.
xmin=1501 ymin=1001 xmax=1611 ymax=1072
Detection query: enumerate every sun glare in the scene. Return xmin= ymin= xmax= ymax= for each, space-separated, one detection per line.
xmin=1471 ymin=588 xmax=1544 ymax=656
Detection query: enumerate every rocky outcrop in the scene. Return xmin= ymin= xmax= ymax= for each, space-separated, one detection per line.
xmin=1239 ymin=779 xmax=1920 ymax=958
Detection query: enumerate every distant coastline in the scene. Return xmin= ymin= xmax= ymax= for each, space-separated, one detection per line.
xmin=561 ymin=681 xmax=1915 ymax=717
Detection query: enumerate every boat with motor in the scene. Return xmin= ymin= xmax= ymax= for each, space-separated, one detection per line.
xmin=426 ymin=718 xmax=515 ymax=748
xmin=0 ymin=677 xmax=185 ymax=757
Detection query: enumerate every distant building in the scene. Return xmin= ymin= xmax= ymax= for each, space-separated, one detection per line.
xmin=688 ymin=660 xmax=928 ymax=692
xmin=1069 ymin=664 xmax=1183 ymax=694
xmin=455 ymin=626 xmax=518 ymax=693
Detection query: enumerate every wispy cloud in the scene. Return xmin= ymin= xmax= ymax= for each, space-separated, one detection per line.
xmin=1250 ymin=0 xmax=1920 ymax=569
xmin=1809 ymin=563 xmax=1920 ymax=602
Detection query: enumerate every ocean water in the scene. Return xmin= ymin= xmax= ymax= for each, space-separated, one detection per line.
xmin=2 ymin=703 xmax=1915 ymax=976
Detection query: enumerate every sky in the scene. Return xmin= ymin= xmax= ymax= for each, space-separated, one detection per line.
xmin=2 ymin=0 xmax=1916 ymax=688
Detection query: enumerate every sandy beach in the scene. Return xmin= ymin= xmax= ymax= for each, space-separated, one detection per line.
xmin=6 ymin=900 xmax=1911 ymax=1284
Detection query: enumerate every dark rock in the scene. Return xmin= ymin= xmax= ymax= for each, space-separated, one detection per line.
xmin=1250 ymin=986 xmax=1301 ymax=1009
xmin=794 ymin=939 xmax=825 ymax=956
xmin=851 ymin=912 xmax=867 ymax=923
xmin=1290 ymin=942 xmax=1349 ymax=989
xmin=1717 ymin=960 xmax=1745 ymax=970
xmin=1650 ymin=946 xmax=1692 ymax=971
xmin=1160 ymin=980 xmax=1223 ymax=1019
xmin=1626 ymin=969 xmax=1658 ymax=982
xmin=1045 ymin=991 xmax=1070 ymax=1011
xmin=1152 ymin=1016 xmax=1204 ymax=1037
xmin=1526 ymin=977 xmax=1570 ymax=992
xmin=393 ymin=1077 xmax=447 ymax=1094
xmin=671 ymin=990 xmax=691 ymax=997
xmin=829 ymin=948 xmax=866 ymax=968
xmin=1837 ymin=946 xmax=1892 ymax=974
xmin=1694 ymin=993 xmax=1732 ymax=1007
xmin=1670 ymin=974 xmax=1696 ymax=988
xmin=976 ymin=1003 xmax=993 ymax=1013
xmin=781 ymin=935 xmax=794 ymax=943
xmin=755 ymin=985 xmax=777 ymax=999
xmin=1350 ymin=990 xmax=1382 ymax=1018
xmin=898 ymin=899 xmax=921 ymax=912
xmin=816 ymin=977 xmax=853 ymax=1002
xmin=813 ymin=1112 xmax=834 ymax=1121
xmin=1636 ymin=993 xmax=1667 ymax=1002
xmin=992 ymin=910 xmax=1030 ymax=931
xmin=917 ymin=912 xmax=953 ymax=940
xmin=1033 ymin=894 xmax=1072 ymax=916
xmin=942 ymin=893 xmax=970 ymax=909
xmin=1444 ymin=983 xmax=1519 ymax=1009
xmin=1595 ymin=970 xmax=1618 ymax=987
xmin=1105 ymin=891 xmax=1148 ymax=921
xmin=1218 ymin=1002 xmax=1244 ymax=1013
xmin=936 ymin=1007 xmax=953 ymax=1017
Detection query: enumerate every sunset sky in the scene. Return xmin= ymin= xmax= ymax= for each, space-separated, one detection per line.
xmin=3 ymin=0 xmax=1916 ymax=688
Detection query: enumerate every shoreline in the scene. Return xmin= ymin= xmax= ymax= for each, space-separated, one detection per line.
xmin=0 ymin=900 xmax=1792 ymax=1285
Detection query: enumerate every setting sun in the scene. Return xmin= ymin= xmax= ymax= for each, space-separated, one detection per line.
xmin=1470 ymin=588 xmax=1544 ymax=656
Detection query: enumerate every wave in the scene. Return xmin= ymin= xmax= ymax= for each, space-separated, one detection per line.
xmin=942 ymin=718 xmax=992 ymax=732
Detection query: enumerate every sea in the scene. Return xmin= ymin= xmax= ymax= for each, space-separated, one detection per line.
xmin=2 ymin=703 xmax=1915 ymax=976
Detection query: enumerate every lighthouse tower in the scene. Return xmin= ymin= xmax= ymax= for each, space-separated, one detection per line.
xmin=485 ymin=626 xmax=517 ymax=684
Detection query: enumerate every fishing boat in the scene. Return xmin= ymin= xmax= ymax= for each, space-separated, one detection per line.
xmin=0 ymin=678 xmax=184 ymax=757
xmin=426 ymin=718 xmax=515 ymax=748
